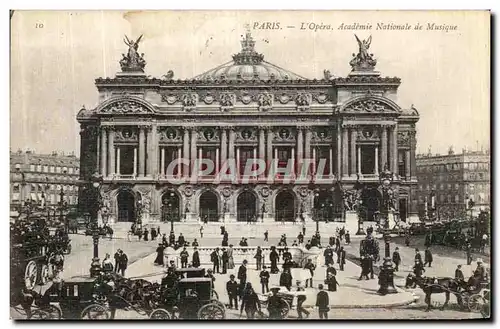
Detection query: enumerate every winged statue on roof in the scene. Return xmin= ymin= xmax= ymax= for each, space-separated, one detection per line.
xmin=349 ymin=34 xmax=377 ymax=71
xmin=120 ymin=35 xmax=146 ymax=72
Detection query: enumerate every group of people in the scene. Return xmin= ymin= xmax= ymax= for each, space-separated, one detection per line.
xmin=100 ymin=249 xmax=128 ymax=276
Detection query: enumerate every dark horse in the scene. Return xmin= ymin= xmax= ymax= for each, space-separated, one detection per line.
xmin=405 ymin=273 xmax=463 ymax=311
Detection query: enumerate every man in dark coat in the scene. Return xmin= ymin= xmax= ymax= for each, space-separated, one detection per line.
xmin=267 ymin=288 xmax=284 ymax=319
xmin=264 ymin=230 xmax=269 ymax=242
xmin=297 ymin=232 xmax=304 ymax=244
xmin=221 ymin=248 xmax=229 ymax=274
xmin=413 ymin=260 xmax=425 ymax=278
xmin=161 ymin=234 xmax=167 ymax=246
xmin=151 ymin=227 xmax=157 ymax=241
xmin=325 ymin=272 xmax=339 ymax=292
xmin=211 ymin=248 xmax=220 ymax=273
xmin=414 ymin=248 xmax=422 ymax=264
xmin=392 ymin=247 xmax=402 ymax=271
xmin=259 ymin=265 xmax=270 ymax=294
xmin=323 ymin=246 xmax=333 ymax=266
xmin=169 ymin=231 xmax=176 ymax=245
xmin=254 ymin=246 xmax=263 ymax=271
xmin=337 ymin=246 xmax=346 ymax=271
xmin=304 ymin=258 xmax=316 ymax=288
xmin=178 ymin=233 xmax=185 ymax=246
xmin=466 ymin=243 xmax=473 ymax=265
xmin=114 ymin=250 xmax=120 ymax=273
xmin=316 ymin=284 xmax=329 ymax=319
xmin=192 ymin=247 xmax=200 ymax=268
xmin=226 ymin=274 xmax=239 ymax=310
xmin=237 ymin=260 xmax=248 ymax=298
xmin=154 ymin=243 xmax=165 ymax=266
xmin=424 ymin=247 xmax=433 ymax=267
xmin=191 ymin=239 xmax=199 ymax=247
xmin=222 ymin=231 xmax=229 ymax=247
xmin=143 ymin=228 xmax=149 ymax=241
xmin=279 ymin=268 xmax=293 ymax=291
xmin=269 ymin=246 xmax=279 ymax=274
xmin=240 ymin=284 xmax=261 ymax=319
xmin=455 ymin=264 xmax=465 ymax=282
xmin=345 ymin=230 xmax=351 ymax=244
xmin=117 ymin=250 xmax=128 ymax=277
xmin=180 ymin=247 xmax=189 ymax=268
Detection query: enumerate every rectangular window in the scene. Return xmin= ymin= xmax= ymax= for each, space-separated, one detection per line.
xmin=68 ymin=167 xmax=73 ymax=174
xmin=398 ymin=151 xmax=406 ymax=177
xmin=56 ymin=166 xmax=61 ymax=173
xmin=237 ymin=147 xmax=255 ymax=177
xmin=276 ymin=147 xmax=291 ymax=178
xmin=316 ymin=146 xmax=331 ymax=177
xmin=30 ymin=164 xmax=35 ymax=171
xmin=36 ymin=165 xmax=42 ymax=172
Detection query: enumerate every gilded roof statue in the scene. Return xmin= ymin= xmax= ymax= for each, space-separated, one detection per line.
xmin=120 ymin=35 xmax=146 ymax=72
xmin=349 ymin=34 xmax=377 ymax=72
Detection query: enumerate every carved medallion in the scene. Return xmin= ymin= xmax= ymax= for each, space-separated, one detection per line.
xmin=239 ymin=92 xmax=253 ymax=105
xmin=313 ymin=92 xmax=329 ymax=104
xmin=298 ymin=186 xmax=309 ymax=198
xmin=260 ymin=186 xmax=270 ymax=198
xmin=202 ymin=93 xmax=216 ymax=105
xmin=183 ymin=185 xmax=193 ymax=197
xmin=162 ymin=94 xmax=178 ymax=105
xmin=296 ymin=93 xmax=311 ymax=111
xmin=257 ymin=92 xmax=273 ymax=111
xmin=278 ymin=93 xmax=291 ymax=104
xmin=222 ymin=187 xmax=232 ymax=198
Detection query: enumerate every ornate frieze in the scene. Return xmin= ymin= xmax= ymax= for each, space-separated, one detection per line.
xmin=344 ymin=99 xmax=394 ymax=113
xmin=158 ymin=127 xmax=182 ymax=143
xmin=181 ymin=93 xmax=198 ymax=112
xmin=257 ymin=92 xmax=273 ymax=112
xmin=219 ymin=93 xmax=236 ymax=112
xmin=273 ymin=127 xmax=296 ymax=142
xmin=295 ymin=93 xmax=312 ymax=112
xmin=100 ymin=99 xmax=154 ymax=114
xmin=398 ymin=131 xmax=411 ymax=147
xmin=357 ymin=126 xmax=380 ymax=141
xmin=115 ymin=127 xmax=138 ymax=142
xmin=161 ymin=94 xmax=178 ymax=105
xmin=235 ymin=128 xmax=258 ymax=142
xmin=198 ymin=127 xmax=220 ymax=142
xmin=312 ymin=127 xmax=333 ymax=142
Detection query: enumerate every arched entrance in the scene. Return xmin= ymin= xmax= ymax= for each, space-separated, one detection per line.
xmin=275 ymin=190 xmax=296 ymax=222
xmin=237 ymin=191 xmax=257 ymax=222
xmin=161 ymin=190 xmax=181 ymax=222
xmin=117 ymin=190 xmax=136 ymax=222
xmin=313 ymin=190 xmax=334 ymax=222
xmin=360 ymin=187 xmax=381 ymax=222
xmin=199 ymin=190 xmax=219 ymax=222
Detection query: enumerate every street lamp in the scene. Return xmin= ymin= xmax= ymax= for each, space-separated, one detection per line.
xmin=89 ymin=172 xmax=103 ymax=277
xmin=377 ymin=168 xmax=397 ymax=295
xmin=353 ymin=180 xmax=365 ymax=236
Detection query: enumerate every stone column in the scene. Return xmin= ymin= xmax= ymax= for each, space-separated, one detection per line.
xmin=410 ymin=131 xmax=417 ymax=180
xmin=342 ymin=125 xmax=348 ymax=178
xmin=329 ymin=147 xmax=333 ymax=177
xmin=160 ymin=147 xmax=165 ymax=176
xmin=266 ymin=128 xmax=273 ymax=175
xmin=183 ymin=128 xmax=190 ymax=176
xmin=138 ymin=126 xmax=146 ymax=177
xmin=216 ymin=148 xmax=220 ymax=174
xmin=381 ymin=125 xmax=388 ymax=170
xmin=151 ymin=125 xmax=159 ymax=177
xmin=146 ymin=126 xmax=155 ymax=177
xmin=133 ymin=147 xmax=137 ymax=176
xmin=236 ymin=147 xmax=241 ymax=177
xmin=296 ymin=127 xmax=303 ymax=174
xmin=228 ymin=129 xmax=235 ymax=161
xmin=291 ymin=147 xmax=295 ymax=177
xmin=405 ymin=150 xmax=411 ymax=179
xmin=357 ymin=145 xmax=362 ymax=175
xmin=198 ymin=147 xmax=202 ymax=176
xmin=190 ymin=128 xmax=198 ymax=177
xmin=116 ymin=147 xmax=121 ymax=175
xmin=220 ymin=128 xmax=227 ymax=167
xmin=100 ymin=127 xmax=107 ymax=177
xmin=336 ymin=124 xmax=342 ymax=177
xmin=390 ymin=125 xmax=398 ymax=174
xmin=375 ymin=146 xmax=379 ymax=175
xmin=350 ymin=128 xmax=357 ymax=177
xmin=259 ymin=128 xmax=266 ymax=178
xmin=312 ymin=148 xmax=316 ymax=175
xmin=177 ymin=147 xmax=182 ymax=178
xmin=108 ymin=127 xmax=115 ymax=176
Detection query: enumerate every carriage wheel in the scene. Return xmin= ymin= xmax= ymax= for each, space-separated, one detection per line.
xmin=210 ymin=299 xmax=226 ymax=310
xmin=30 ymin=305 xmax=62 ymax=320
xmin=197 ymin=304 xmax=225 ymax=320
xmin=80 ymin=304 xmax=110 ymax=320
xmin=24 ymin=261 xmax=38 ymax=290
xmin=280 ymin=299 xmax=290 ymax=319
xmin=468 ymin=294 xmax=486 ymax=312
xmin=38 ymin=264 xmax=50 ymax=285
xmin=211 ymin=290 xmax=219 ymax=300
xmin=480 ymin=299 xmax=490 ymax=319
xmin=149 ymin=308 xmax=172 ymax=320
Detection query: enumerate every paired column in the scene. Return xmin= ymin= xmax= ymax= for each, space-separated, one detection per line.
xmin=296 ymin=127 xmax=304 ymax=175
xmin=138 ymin=126 xmax=146 ymax=177
xmin=116 ymin=147 xmax=121 ymax=175
xmin=100 ymin=127 xmax=108 ymax=177
xmin=108 ymin=128 xmax=115 ymax=176
xmin=405 ymin=150 xmax=411 ymax=179
xmin=357 ymin=145 xmax=362 ymax=176
xmin=329 ymin=148 xmax=333 ymax=177
xmin=349 ymin=128 xmax=357 ymax=177
xmin=336 ymin=124 xmax=342 ymax=177
xmin=146 ymin=125 xmax=157 ymax=177
xmin=160 ymin=148 xmax=166 ymax=176
xmin=374 ymin=146 xmax=379 ymax=175
xmin=133 ymin=148 xmax=137 ymax=176
xmin=381 ymin=125 xmax=388 ymax=170
xmin=390 ymin=125 xmax=398 ymax=174
xmin=177 ymin=147 xmax=182 ymax=178
xmin=216 ymin=148 xmax=220 ymax=174
xmin=259 ymin=128 xmax=266 ymax=178
xmin=341 ymin=126 xmax=349 ymax=177
xmin=266 ymin=128 xmax=273 ymax=175
xmin=304 ymin=128 xmax=312 ymax=175
xmin=190 ymin=128 xmax=198 ymax=177
xmin=183 ymin=128 xmax=190 ymax=176
xmin=220 ymin=128 xmax=228 ymax=167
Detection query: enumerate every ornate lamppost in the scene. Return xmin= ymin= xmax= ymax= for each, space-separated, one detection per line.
xmin=353 ymin=179 xmax=365 ymax=236
xmin=377 ymin=168 xmax=397 ymax=295
xmin=89 ymin=172 xmax=103 ymax=277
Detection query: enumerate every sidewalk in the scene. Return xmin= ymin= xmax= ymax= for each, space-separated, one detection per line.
xmin=126 ymin=251 xmax=417 ymax=309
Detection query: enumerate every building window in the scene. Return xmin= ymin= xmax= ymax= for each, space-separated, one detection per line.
xmin=36 ymin=164 xmax=42 ymax=172
xmin=30 ymin=164 xmax=35 ymax=171
xmin=68 ymin=167 xmax=73 ymax=174
xmin=398 ymin=151 xmax=406 ymax=177
xmin=469 ymin=184 xmax=475 ymax=191
xmin=56 ymin=166 xmax=61 ymax=173
xmin=455 ymin=183 xmax=459 ymax=190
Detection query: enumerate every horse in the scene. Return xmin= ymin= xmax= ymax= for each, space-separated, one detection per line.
xmin=405 ymin=273 xmax=462 ymax=311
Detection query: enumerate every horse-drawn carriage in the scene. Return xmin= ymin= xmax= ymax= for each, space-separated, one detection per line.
xmin=256 ymin=286 xmax=301 ymax=319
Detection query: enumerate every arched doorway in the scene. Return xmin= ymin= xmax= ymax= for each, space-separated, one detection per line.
xmin=161 ymin=190 xmax=181 ymax=222
xmin=117 ymin=190 xmax=136 ymax=222
xmin=237 ymin=191 xmax=257 ymax=222
xmin=360 ymin=187 xmax=381 ymax=222
xmin=275 ymin=190 xmax=296 ymax=222
xmin=313 ymin=190 xmax=334 ymax=222
xmin=199 ymin=190 xmax=219 ymax=222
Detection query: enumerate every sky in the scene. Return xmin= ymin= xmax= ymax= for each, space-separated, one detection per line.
xmin=10 ymin=10 xmax=490 ymax=157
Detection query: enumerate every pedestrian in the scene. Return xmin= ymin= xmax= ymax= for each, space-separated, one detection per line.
xmin=292 ymin=240 xmax=298 ymax=247
xmin=424 ymin=247 xmax=433 ymax=267
xmin=259 ymin=265 xmax=270 ymax=294
xmin=335 ymin=236 xmax=341 ymax=252
xmin=392 ymin=247 xmax=401 ymax=271
xmin=137 ymin=228 xmax=143 ymax=241
xmin=269 ymin=246 xmax=279 ymax=274
xmin=118 ymin=250 xmax=128 ymax=277
xmin=466 ymin=243 xmax=473 ymax=265
xmin=180 ymin=247 xmax=189 ymax=268
xmin=192 ymin=238 xmax=199 ymax=247
xmin=203 ymin=215 xmax=208 ymax=225
xmin=474 ymin=258 xmax=487 ymax=281
xmin=154 ymin=243 xmax=165 ymax=266
xmin=315 ymin=284 xmax=329 ymax=319
xmin=358 ymin=256 xmax=370 ymax=280
xmin=227 ymin=244 xmax=235 ymax=270
xmin=338 ymin=246 xmax=346 ymax=271
xmin=414 ymin=248 xmax=422 ymax=264
xmin=304 ymin=258 xmax=316 ymax=288
xmin=296 ymin=280 xmax=310 ymax=319
xmin=226 ymin=274 xmax=239 ymax=310
xmin=157 ymin=226 xmax=160 ymax=236
xmin=102 ymin=253 xmax=113 ymax=272
xmin=178 ymin=233 xmax=185 ymax=246
xmin=424 ymin=232 xmax=431 ymax=248
xmin=240 ymin=283 xmax=261 ymax=319
xmin=113 ymin=250 xmax=120 ymax=273
xmin=297 ymin=232 xmax=304 ymax=244
xmin=325 ymin=272 xmax=339 ymax=292
xmin=329 ymin=235 xmax=335 ymax=247
xmin=280 ymin=268 xmax=293 ymax=291
xmin=455 ymin=264 xmax=465 ymax=282
xmin=323 ymin=245 xmax=333 ymax=266
xmin=267 ymin=287 xmax=284 ymax=319
xmin=221 ymin=248 xmax=229 ymax=274
xmin=161 ymin=233 xmax=167 ymax=246
xmin=210 ymin=248 xmax=220 ymax=273
xmin=222 ymin=231 xmax=229 ymax=247
xmin=264 ymin=230 xmax=269 ymax=242
xmin=405 ymin=232 xmax=410 ymax=247
xmin=169 ymin=231 xmax=176 ymax=245
xmin=151 ymin=227 xmax=157 ymax=241
xmin=192 ymin=246 xmax=200 ymax=268
xmin=143 ymin=228 xmax=149 ymax=241
xmin=481 ymin=233 xmax=488 ymax=253
xmin=413 ymin=260 xmax=425 ymax=278
xmin=200 ymin=225 xmax=204 ymax=238
xmin=305 ymin=240 xmax=312 ymax=250
xmin=238 ymin=260 xmax=248 ymax=298
xmin=345 ymin=230 xmax=351 ymax=245
xmin=254 ymin=246 xmax=263 ymax=271
xmin=302 ymin=222 xmax=306 ymax=236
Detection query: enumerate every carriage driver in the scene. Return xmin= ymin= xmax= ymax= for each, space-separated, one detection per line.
xmin=474 ymin=258 xmax=488 ymax=282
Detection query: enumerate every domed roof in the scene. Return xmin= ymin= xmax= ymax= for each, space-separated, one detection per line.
xmin=193 ymin=32 xmax=306 ymax=82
